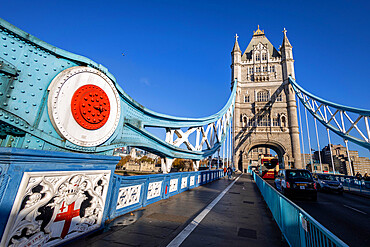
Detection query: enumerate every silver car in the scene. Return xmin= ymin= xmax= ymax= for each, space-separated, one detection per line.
xmin=313 ymin=174 xmax=344 ymax=194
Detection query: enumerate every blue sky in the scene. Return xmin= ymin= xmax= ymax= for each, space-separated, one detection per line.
xmin=2 ymin=0 xmax=369 ymax=157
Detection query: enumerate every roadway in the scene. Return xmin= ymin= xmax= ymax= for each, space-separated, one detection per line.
xmin=267 ymin=180 xmax=370 ymax=246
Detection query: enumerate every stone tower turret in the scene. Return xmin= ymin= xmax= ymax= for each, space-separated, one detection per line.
xmin=231 ymin=34 xmax=242 ymax=85
xmin=280 ymin=28 xmax=302 ymax=168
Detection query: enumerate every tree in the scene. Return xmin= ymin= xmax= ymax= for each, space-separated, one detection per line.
xmin=173 ymin=158 xmax=187 ymax=171
xmin=117 ymin=155 xmax=132 ymax=169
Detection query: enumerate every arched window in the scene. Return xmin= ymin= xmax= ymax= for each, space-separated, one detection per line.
xmin=257 ymin=116 xmax=270 ymax=127
xmin=256 ymin=90 xmax=270 ymax=102
xmin=256 ymin=53 xmax=260 ymax=61
xmin=262 ymin=53 xmax=267 ymax=61
xmin=244 ymin=95 xmax=250 ymax=103
xmin=276 ymin=94 xmax=282 ymax=102
xmin=270 ymin=65 xmax=275 ymax=72
xmin=281 ymin=115 xmax=286 ymax=127
xmin=243 ymin=116 xmax=249 ymax=127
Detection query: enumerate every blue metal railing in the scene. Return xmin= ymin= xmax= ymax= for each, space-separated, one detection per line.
xmin=252 ymin=171 xmax=348 ymax=247
xmin=107 ymin=169 xmax=224 ymax=220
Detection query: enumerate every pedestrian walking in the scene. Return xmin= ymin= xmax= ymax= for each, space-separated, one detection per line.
xmin=227 ymin=166 xmax=232 ymax=180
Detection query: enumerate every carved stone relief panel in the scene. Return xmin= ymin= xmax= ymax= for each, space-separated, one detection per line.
xmin=189 ymin=176 xmax=195 ymax=186
xmin=116 ymin=184 xmax=142 ymax=210
xmin=147 ymin=181 xmax=162 ymax=200
xmin=169 ymin=179 xmax=178 ymax=193
xmin=1 ymin=170 xmax=111 ymax=247
xmin=181 ymin=177 xmax=187 ymax=189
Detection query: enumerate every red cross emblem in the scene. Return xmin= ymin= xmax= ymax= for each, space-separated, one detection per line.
xmin=54 ymin=201 xmax=80 ymax=239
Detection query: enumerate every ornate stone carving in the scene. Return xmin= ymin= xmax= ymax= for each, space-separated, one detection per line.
xmin=1 ymin=170 xmax=111 ymax=247
xmin=147 ymin=181 xmax=162 ymax=200
xmin=169 ymin=179 xmax=178 ymax=193
xmin=116 ymin=184 xmax=142 ymax=210
xmin=190 ymin=176 xmax=195 ymax=186
xmin=181 ymin=177 xmax=187 ymax=189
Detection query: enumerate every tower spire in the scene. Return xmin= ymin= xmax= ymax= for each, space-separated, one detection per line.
xmin=232 ymin=33 xmax=241 ymax=52
xmin=282 ymin=28 xmax=292 ymax=48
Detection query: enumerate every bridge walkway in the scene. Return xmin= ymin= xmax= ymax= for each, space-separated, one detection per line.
xmin=70 ymin=174 xmax=286 ymax=247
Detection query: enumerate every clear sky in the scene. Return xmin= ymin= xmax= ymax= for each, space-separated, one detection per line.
xmin=2 ymin=0 xmax=370 ymax=157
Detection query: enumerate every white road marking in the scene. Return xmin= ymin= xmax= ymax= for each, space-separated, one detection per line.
xmin=343 ymin=204 xmax=367 ymax=215
xmin=166 ymin=175 xmax=242 ymax=247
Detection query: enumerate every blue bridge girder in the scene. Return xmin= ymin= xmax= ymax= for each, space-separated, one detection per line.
xmin=0 ymin=18 xmax=236 ymax=162
xmin=289 ymin=76 xmax=370 ymax=150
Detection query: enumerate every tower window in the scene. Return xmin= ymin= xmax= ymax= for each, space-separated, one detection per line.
xmin=244 ymin=95 xmax=250 ymax=103
xmin=256 ymin=54 xmax=260 ymax=61
xmin=256 ymin=67 xmax=261 ymax=73
xmin=273 ymin=117 xmax=280 ymax=126
xmin=262 ymin=53 xmax=267 ymax=61
xmin=256 ymin=90 xmax=270 ymax=102
xmin=276 ymin=94 xmax=282 ymax=102
xmin=248 ymin=67 xmax=254 ymax=74
xmin=263 ymin=66 xmax=268 ymax=72
xmin=258 ymin=116 xmax=270 ymax=127
xmin=242 ymin=116 xmax=249 ymax=127
xmin=270 ymin=65 xmax=275 ymax=72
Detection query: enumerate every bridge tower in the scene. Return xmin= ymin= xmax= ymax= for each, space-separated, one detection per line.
xmin=232 ymin=26 xmax=302 ymax=171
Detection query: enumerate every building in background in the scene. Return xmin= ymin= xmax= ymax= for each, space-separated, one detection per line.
xmin=301 ymin=144 xmax=370 ymax=175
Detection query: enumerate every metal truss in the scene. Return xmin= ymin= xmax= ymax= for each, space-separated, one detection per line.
xmin=0 ymin=17 xmax=235 ymax=169
xmin=164 ymin=99 xmax=234 ymax=152
xmin=289 ymin=76 xmax=370 ymax=150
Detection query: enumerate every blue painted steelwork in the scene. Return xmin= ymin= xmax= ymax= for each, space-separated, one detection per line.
xmin=108 ymin=169 xmax=223 ymax=220
xmin=252 ymin=171 xmax=348 ymax=247
xmin=289 ymin=76 xmax=370 ymax=150
xmin=0 ymin=17 xmax=235 ymax=160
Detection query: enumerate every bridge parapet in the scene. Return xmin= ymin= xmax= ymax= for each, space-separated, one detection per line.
xmin=0 ymin=147 xmax=224 ymax=246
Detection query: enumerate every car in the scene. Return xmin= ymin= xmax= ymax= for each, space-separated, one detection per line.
xmin=313 ymin=174 xmax=344 ymax=194
xmin=274 ymin=169 xmax=317 ymax=201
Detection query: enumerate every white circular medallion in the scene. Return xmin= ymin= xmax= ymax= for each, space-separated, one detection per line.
xmin=48 ymin=66 xmax=121 ymax=147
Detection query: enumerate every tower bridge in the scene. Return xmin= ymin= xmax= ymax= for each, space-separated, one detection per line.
xmin=0 ymin=18 xmax=369 ymax=246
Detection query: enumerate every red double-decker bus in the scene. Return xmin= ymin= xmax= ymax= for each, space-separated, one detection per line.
xmin=258 ymin=154 xmax=279 ymax=179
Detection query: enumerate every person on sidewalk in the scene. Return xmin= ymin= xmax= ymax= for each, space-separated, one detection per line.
xmin=223 ymin=166 xmax=227 ymax=177
xmin=227 ymin=166 xmax=233 ymax=180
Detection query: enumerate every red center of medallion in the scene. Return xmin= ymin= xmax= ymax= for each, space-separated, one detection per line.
xmin=71 ymin=85 xmax=110 ymax=130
